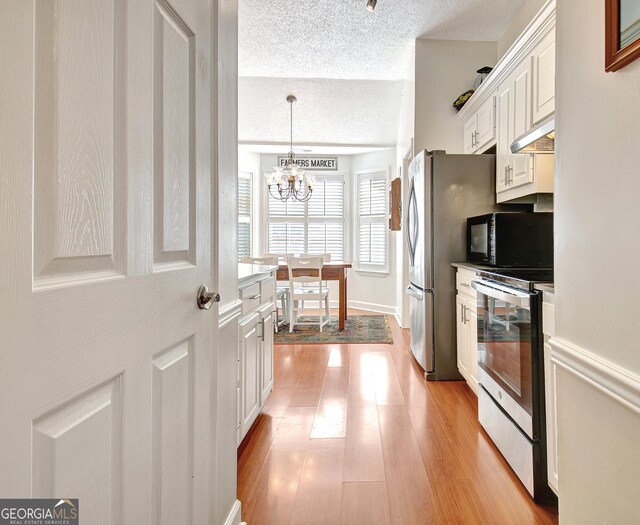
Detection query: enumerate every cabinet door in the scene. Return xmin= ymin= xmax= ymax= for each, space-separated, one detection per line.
xmin=239 ymin=313 xmax=261 ymax=440
xmin=532 ymin=30 xmax=556 ymax=124
xmin=456 ymin=295 xmax=469 ymax=380
xmin=475 ymin=95 xmax=496 ymax=152
xmin=544 ymin=340 xmax=559 ymax=494
xmin=510 ymin=62 xmax=534 ymax=188
xmin=465 ymin=297 xmax=479 ymax=395
xmin=496 ymin=80 xmax=512 ymax=194
xmin=260 ymin=311 xmax=275 ymax=406
xmin=464 ymin=116 xmax=478 ymax=154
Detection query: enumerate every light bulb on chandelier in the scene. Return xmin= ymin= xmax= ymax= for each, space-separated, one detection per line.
xmin=265 ymin=95 xmax=315 ymax=203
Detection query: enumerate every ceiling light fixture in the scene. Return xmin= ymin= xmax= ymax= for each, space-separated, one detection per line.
xmin=366 ymin=0 xmax=377 ymax=11
xmin=265 ymin=95 xmax=315 ymax=203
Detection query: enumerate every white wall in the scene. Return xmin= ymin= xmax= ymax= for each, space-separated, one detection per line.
xmin=350 ymin=148 xmax=398 ymax=316
xmin=414 ymin=39 xmax=497 ymax=154
xmin=497 ymin=0 xmax=547 ymax=58
xmin=554 ymin=0 xmax=640 ymax=521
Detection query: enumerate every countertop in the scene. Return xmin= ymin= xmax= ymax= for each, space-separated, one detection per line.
xmin=451 ymin=262 xmax=494 ymax=271
xmin=534 ymin=283 xmax=555 ymax=294
xmin=238 ymin=263 xmax=278 ymax=284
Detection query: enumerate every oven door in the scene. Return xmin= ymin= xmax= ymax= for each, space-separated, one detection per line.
xmin=472 ymin=279 xmax=535 ymax=437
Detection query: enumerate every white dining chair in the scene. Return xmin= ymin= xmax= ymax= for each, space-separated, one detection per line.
xmin=286 ymin=256 xmax=331 ymax=333
xmin=241 ymin=256 xmax=288 ymax=331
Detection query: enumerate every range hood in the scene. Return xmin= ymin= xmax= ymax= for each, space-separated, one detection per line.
xmin=510 ymin=115 xmax=554 ymax=154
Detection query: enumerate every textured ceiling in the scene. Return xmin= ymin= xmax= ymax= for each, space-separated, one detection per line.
xmin=239 ymin=77 xmax=403 ymax=146
xmin=239 ymin=0 xmax=524 ymax=146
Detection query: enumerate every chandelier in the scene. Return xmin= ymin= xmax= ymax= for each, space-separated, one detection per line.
xmin=265 ymin=95 xmax=315 ymax=202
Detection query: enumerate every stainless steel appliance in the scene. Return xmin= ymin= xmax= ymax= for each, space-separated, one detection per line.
xmin=472 ymin=268 xmax=555 ymax=501
xmin=511 ymin=115 xmax=555 ymax=154
xmin=406 ymin=150 xmax=505 ymax=379
xmin=467 ymin=212 xmax=553 ymax=267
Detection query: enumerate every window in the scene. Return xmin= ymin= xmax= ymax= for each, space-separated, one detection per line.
xmin=238 ymin=172 xmax=252 ymax=260
xmin=357 ymin=169 xmax=388 ymax=273
xmin=268 ymin=175 xmax=344 ymax=261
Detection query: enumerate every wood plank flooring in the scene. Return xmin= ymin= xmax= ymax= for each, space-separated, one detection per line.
xmin=238 ymin=311 xmax=558 ymax=525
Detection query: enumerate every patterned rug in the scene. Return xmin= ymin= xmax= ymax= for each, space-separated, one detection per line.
xmin=275 ymin=315 xmax=393 ymax=345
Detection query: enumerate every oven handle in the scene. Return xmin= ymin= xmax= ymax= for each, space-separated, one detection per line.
xmin=471 ymin=280 xmax=530 ymax=308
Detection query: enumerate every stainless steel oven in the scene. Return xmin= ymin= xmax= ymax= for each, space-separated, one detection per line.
xmin=472 ymin=269 xmax=554 ymax=502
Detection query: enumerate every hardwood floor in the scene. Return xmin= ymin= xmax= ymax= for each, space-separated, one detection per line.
xmin=238 ymin=310 xmax=558 ymax=525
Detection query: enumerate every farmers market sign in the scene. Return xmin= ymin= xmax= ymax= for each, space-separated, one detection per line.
xmin=277 ymin=156 xmax=338 ymax=171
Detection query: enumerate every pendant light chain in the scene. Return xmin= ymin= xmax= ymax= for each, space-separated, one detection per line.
xmin=265 ymin=95 xmax=315 ymax=203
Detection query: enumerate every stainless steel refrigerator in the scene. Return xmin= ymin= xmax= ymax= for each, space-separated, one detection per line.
xmin=406 ymin=150 xmax=505 ymax=380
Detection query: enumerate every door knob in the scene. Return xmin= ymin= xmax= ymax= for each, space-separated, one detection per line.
xmin=197 ymin=285 xmax=220 ymax=310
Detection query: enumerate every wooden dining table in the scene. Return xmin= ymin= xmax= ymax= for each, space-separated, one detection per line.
xmin=276 ymin=262 xmax=352 ymax=330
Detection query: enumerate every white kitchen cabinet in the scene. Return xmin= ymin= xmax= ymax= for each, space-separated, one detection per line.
xmin=532 ymin=29 xmax=556 ymax=124
xmin=495 ymin=59 xmax=554 ymax=203
xmin=237 ymin=265 xmax=277 ymax=445
xmin=455 ymin=267 xmax=479 ymax=394
xmin=463 ymin=94 xmax=496 ymax=154
xmin=457 ymin=0 xmax=556 ymax=203
xmin=259 ymin=307 xmax=275 ymax=406
xmin=239 ymin=311 xmax=261 ymax=441
xmin=541 ymin=290 xmax=559 ymax=495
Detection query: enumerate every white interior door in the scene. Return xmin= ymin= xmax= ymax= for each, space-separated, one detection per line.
xmin=0 ymin=1 xmax=217 ymax=524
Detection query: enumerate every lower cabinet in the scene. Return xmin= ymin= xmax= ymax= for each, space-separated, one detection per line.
xmin=455 ymin=268 xmax=479 ymax=394
xmin=237 ymin=271 xmax=277 ymax=445
xmin=239 ymin=312 xmax=261 ymax=442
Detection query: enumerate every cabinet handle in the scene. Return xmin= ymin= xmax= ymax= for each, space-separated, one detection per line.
xmin=471 ymin=132 xmax=475 ymax=148
xmin=473 ymin=131 xmax=479 ymax=147
xmin=460 ymin=303 xmax=465 ymax=323
xmin=508 ymin=166 xmax=514 ymax=184
xmin=460 ymin=282 xmax=470 ymax=288
xmin=249 ymin=294 xmax=261 ymax=300
xmin=504 ymin=166 xmax=509 ymax=186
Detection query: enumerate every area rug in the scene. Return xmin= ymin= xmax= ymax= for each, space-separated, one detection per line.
xmin=275 ymin=315 xmax=393 ymax=345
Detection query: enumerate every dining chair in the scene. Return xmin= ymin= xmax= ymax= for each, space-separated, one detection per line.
xmin=286 ymin=256 xmax=331 ymax=333
xmin=241 ymin=256 xmax=288 ymax=331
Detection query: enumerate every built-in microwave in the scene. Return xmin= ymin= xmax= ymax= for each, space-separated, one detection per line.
xmin=467 ymin=212 xmax=553 ymax=267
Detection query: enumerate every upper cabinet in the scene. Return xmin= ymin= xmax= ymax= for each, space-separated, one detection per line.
xmin=464 ymin=95 xmax=496 ymax=154
xmin=532 ymin=29 xmax=556 ymax=124
xmin=458 ymin=0 xmax=556 ymax=203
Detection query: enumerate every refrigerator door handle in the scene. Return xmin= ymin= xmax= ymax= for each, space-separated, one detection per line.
xmin=406 ymin=285 xmax=424 ymax=300
xmin=406 ymin=178 xmax=418 ymax=266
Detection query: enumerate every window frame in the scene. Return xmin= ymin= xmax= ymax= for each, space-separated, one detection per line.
xmin=355 ymin=167 xmax=390 ymax=275
xmin=266 ymin=172 xmax=346 ymax=261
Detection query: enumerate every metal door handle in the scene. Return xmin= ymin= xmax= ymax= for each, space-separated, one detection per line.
xmin=406 ymin=285 xmax=424 ymax=300
xmin=508 ymin=166 xmax=514 ymax=184
xmin=197 ymin=285 xmax=220 ymax=310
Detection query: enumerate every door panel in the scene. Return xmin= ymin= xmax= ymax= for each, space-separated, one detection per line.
xmin=511 ymin=63 xmax=533 ymax=188
xmin=34 ymin=0 xmax=125 ymax=283
xmin=476 ymin=95 xmax=496 ymax=151
xmin=496 ymin=81 xmax=511 ymax=194
xmin=532 ymin=31 xmax=556 ymax=124
xmin=1 ymin=2 xmax=216 ymax=524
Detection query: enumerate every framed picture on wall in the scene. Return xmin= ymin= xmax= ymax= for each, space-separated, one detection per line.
xmin=606 ymin=0 xmax=640 ymax=71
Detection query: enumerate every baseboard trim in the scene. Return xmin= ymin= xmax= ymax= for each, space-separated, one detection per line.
xmin=347 ymin=300 xmax=397 ymax=316
xmin=223 ymin=499 xmax=242 ymax=525
xmin=550 ymin=337 xmax=640 ymax=416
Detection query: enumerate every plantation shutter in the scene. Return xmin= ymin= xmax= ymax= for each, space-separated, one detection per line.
xmin=238 ymin=173 xmax=252 ymax=259
xmin=307 ymin=178 xmax=344 ymax=261
xmin=267 ymin=175 xmax=344 ymax=260
xmin=357 ymin=171 xmax=388 ymax=271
